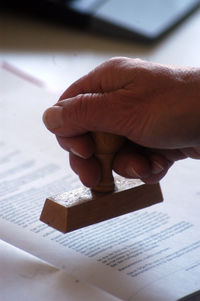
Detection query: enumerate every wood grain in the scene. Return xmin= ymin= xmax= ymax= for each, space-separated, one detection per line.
xmin=91 ymin=132 xmax=124 ymax=192
xmin=40 ymin=177 xmax=163 ymax=233
xmin=40 ymin=132 xmax=163 ymax=233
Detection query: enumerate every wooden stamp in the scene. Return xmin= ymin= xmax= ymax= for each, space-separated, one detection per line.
xmin=40 ymin=133 xmax=163 ymax=233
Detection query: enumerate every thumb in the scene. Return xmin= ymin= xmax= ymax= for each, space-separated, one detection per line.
xmin=43 ymin=92 xmax=129 ymax=138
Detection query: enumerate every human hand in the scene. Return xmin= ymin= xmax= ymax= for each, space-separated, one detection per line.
xmin=43 ymin=57 xmax=200 ymax=187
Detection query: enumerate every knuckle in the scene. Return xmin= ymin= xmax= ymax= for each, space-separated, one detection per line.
xmin=74 ymin=94 xmax=99 ymax=127
xmin=74 ymin=94 xmax=90 ymax=119
xmin=107 ymin=56 xmax=129 ymax=68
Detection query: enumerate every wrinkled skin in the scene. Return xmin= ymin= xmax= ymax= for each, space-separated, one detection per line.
xmin=43 ymin=57 xmax=200 ymax=187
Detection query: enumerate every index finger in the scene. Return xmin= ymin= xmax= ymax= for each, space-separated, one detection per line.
xmin=59 ymin=57 xmax=133 ymax=100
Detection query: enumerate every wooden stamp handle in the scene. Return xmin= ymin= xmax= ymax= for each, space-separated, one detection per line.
xmin=91 ymin=132 xmax=124 ymax=193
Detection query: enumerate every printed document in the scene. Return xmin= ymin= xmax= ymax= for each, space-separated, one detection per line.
xmin=1 ymin=66 xmax=200 ymax=301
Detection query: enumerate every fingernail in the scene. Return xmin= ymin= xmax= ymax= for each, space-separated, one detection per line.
xmin=152 ymin=161 xmax=164 ymax=175
xmin=70 ymin=148 xmax=87 ymax=159
xmin=42 ymin=106 xmax=63 ymax=130
xmin=126 ymin=167 xmax=142 ymax=178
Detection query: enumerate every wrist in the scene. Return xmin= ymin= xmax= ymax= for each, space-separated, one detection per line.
xmin=174 ymin=66 xmax=200 ymax=147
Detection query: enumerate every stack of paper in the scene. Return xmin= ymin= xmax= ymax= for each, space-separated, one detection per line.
xmin=1 ymin=66 xmax=200 ymax=301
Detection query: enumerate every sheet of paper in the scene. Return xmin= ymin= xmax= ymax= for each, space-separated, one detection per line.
xmin=0 ymin=240 xmax=120 ymax=301
xmin=1 ymin=66 xmax=200 ymax=301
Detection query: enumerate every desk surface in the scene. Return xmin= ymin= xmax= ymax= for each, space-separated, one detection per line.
xmin=1 ymin=8 xmax=200 ymax=91
xmin=1 ymin=8 xmax=200 ymax=301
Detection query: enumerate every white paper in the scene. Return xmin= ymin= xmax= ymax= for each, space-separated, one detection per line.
xmin=0 ymin=240 xmax=120 ymax=301
xmin=1 ymin=66 xmax=200 ymax=301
